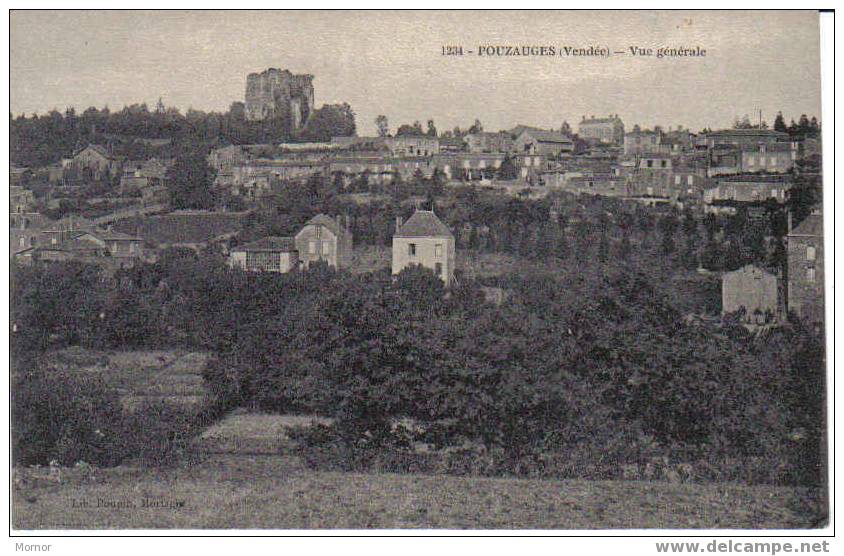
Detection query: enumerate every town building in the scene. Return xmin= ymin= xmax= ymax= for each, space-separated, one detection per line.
xmin=721 ymin=265 xmax=780 ymax=325
xmin=245 ymin=68 xmax=314 ymax=129
xmin=739 ymin=142 xmax=797 ymax=174
xmin=229 ymin=237 xmax=299 ymax=273
xmin=703 ymin=175 xmax=791 ymax=213
xmin=514 ymin=129 xmax=574 ymax=157
xmin=624 ymin=127 xmax=662 ymax=156
xmin=700 ymin=128 xmax=789 ymax=149
xmin=392 ymin=210 xmax=456 ymax=286
xmin=119 ymin=158 xmax=169 ymax=194
xmin=16 ymin=228 xmax=144 ymax=269
xmin=386 ymin=135 xmax=440 ymax=157
xmin=10 ymin=164 xmax=31 ymax=187
xmin=63 ymin=144 xmax=121 ymax=182
xmin=295 ymin=214 xmax=353 ymax=269
xmin=465 ymin=132 xmax=515 ymax=154
xmin=10 ymin=186 xmax=35 ymax=215
xmin=578 ymin=115 xmax=625 ymax=145
xmin=787 ymin=211 xmax=824 ymax=324
xmin=438 ymin=136 xmax=467 ymax=153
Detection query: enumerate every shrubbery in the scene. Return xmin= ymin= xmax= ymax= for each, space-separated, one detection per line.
xmin=9 ymin=194 xmax=826 ymax=487
xmin=11 ymin=363 xmax=219 ymax=468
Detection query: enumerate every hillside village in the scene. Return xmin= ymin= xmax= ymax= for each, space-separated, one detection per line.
xmin=10 ymin=65 xmax=827 ymax=530
xmin=10 ymin=71 xmax=824 ymax=326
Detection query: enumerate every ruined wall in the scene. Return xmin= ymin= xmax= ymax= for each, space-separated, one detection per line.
xmin=245 ymin=68 xmax=314 ymax=128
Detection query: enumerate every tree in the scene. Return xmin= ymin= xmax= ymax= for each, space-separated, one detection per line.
xmin=497 ymin=155 xmax=519 ymax=180
xmin=166 ymin=152 xmax=217 ymax=210
xmin=468 ymin=119 xmax=483 ymax=134
xmin=426 ymin=119 xmax=438 ymax=137
xmin=298 ymin=103 xmax=356 ymax=142
xmin=773 ymin=111 xmax=787 ymax=133
xmin=396 ymin=121 xmax=424 ymax=137
xmin=375 ymin=115 xmax=389 ymax=137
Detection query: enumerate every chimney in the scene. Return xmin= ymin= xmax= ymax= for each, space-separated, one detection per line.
xmin=395 ymin=215 xmax=403 ymax=231
xmin=787 ymin=209 xmax=793 ymax=233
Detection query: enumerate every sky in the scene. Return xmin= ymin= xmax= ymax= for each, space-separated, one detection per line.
xmin=10 ymin=10 xmax=822 ymax=136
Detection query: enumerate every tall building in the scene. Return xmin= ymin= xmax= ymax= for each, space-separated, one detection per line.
xmin=392 ymin=210 xmax=456 ymax=286
xmin=787 ymin=211 xmax=824 ymax=324
xmin=245 ymin=68 xmax=315 ymax=129
xmin=578 ymin=115 xmax=625 ymax=145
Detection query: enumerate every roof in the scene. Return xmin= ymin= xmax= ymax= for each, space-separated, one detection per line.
xmin=509 ymin=125 xmax=546 ymax=137
xmin=708 ymin=129 xmax=788 ymax=137
xmin=75 ymin=144 xmax=112 ymax=159
xmin=789 ymin=213 xmax=823 ymax=237
xmin=302 ymin=214 xmax=345 ymax=237
xmin=519 ymin=129 xmax=573 ymax=144
xmin=580 ymin=117 xmax=622 ymax=125
xmin=97 ymin=229 xmax=142 ymax=241
xmin=724 ymin=264 xmax=777 ymax=278
xmin=740 ymin=142 xmax=795 ymax=153
xmin=395 ymin=210 xmax=453 ymax=238
xmin=234 ymin=236 xmax=297 ymax=252
xmin=439 ymin=136 xmax=468 ymax=146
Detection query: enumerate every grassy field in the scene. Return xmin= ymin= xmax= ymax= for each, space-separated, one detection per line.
xmin=12 ymin=455 xmax=823 ymax=530
xmin=195 ymin=411 xmax=332 ymax=455
xmin=44 ymin=347 xmax=210 ymax=410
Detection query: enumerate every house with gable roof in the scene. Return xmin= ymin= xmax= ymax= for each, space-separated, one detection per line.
xmin=295 ymin=214 xmax=353 ymax=269
xmin=392 ymin=210 xmax=455 ymax=286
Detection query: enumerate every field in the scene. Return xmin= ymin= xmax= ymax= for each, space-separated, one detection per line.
xmin=12 ymin=456 xmax=823 ymax=530
xmin=14 ymin=351 xmax=825 ymax=529
xmin=195 ymin=411 xmax=332 ymax=455
xmin=44 ymin=347 xmax=210 ymax=410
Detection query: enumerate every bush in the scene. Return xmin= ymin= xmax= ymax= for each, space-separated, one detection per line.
xmin=12 ymin=364 xmax=219 ymax=468
xmin=12 ymin=367 xmax=124 ymax=467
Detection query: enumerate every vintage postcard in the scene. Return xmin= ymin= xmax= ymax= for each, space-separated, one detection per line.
xmin=8 ymin=9 xmax=829 ymax=537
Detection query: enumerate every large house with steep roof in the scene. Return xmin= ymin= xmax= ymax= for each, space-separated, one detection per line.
xmin=15 ymin=227 xmax=143 ymax=269
xmin=514 ymin=129 xmax=574 ymax=157
xmin=294 ymin=214 xmax=353 ymax=269
xmin=392 ymin=210 xmax=455 ymax=286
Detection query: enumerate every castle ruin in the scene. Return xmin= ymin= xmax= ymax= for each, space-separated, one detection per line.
xmin=245 ymin=68 xmax=315 ymax=129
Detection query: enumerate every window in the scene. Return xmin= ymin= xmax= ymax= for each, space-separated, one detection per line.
xmin=807 ymin=246 xmax=816 ymax=261
xmin=771 ymin=189 xmax=778 ymax=198
xmin=675 ymin=175 xmax=681 ymax=185
xmin=769 ymin=157 xmax=777 ymax=166
xmin=246 ymin=251 xmax=281 ymax=272
xmin=435 ymin=244 xmax=443 ymax=258
xmin=309 ymin=241 xmax=317 ymax=254
xmin=322 ymin=242 xmax=330 ymax=256
xmin=747 ymin=156 xmax=755 ymax=166
xmin=660 ymin=160 xmax=667 ymax=168
xmin=409 ymin=243 xmax=416 ymax=256
xmin=687 ymin=175 xmax=694 ymax=186
xmin=807 ymin=268 xmax=816 ymax=283
xmin=435 ymin=262 xmax=443 ymax=278
xmin=647 ymin=160 xmax=653 ymax=168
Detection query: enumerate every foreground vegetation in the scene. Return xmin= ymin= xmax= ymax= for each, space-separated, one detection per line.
xmin=13 ymin=455 xmax=824 ymax=530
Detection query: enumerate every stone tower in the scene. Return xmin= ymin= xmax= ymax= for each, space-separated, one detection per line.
xmin=244 ymin=68 xmax=315 ymax=129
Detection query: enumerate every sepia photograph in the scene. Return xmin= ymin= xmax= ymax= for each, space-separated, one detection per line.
xmin=7 ymin=8 xmax=832 ymax=537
